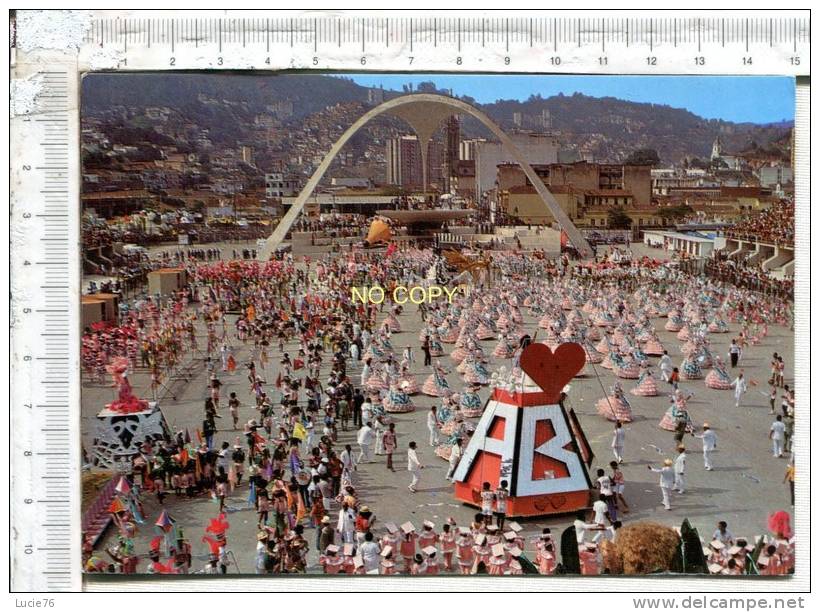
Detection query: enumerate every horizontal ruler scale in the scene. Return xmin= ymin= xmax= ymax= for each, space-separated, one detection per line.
xmin=82 ymin=15 xmax=809 ymax=75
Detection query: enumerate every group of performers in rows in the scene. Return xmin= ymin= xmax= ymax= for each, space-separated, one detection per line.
xmin=319 ymin=516 xmax=557 ymax=576
xmin=704 ymin=512 xmax=795 ymax=576
xmin=83 ymin=243 xmax=794 ymax=575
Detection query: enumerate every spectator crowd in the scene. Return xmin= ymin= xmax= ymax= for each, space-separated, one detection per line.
xmin=725 ymin=200 xmax=795 ymax=247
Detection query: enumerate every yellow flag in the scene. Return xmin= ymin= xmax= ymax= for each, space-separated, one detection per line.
xmin=292 ymin=422 xmax=306 ymax=441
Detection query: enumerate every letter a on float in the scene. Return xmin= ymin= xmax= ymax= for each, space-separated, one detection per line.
xmin=453 ymin=342 xmax=595 ymax=517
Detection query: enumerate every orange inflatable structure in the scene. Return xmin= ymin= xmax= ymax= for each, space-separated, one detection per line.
xmin=365 ymin=218 xmax=392 ymax=245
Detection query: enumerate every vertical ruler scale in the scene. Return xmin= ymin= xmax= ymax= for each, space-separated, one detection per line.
xmin=11 ymin=56 xmax=81 ymax=591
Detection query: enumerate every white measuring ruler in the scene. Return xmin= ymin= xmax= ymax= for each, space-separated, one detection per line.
xmin=10 ymin=49 xmax=81 ymax=591
xmin=8 ymin=9 xmax=809 ymax=592
xmin=79 ymin=11 xmax=809 ymax=75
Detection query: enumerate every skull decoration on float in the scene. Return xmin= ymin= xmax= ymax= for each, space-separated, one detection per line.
xmin=91 ymin=357 xmax=170 ymax=469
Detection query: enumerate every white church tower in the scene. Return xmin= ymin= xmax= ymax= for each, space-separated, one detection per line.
xmin=710 ymin=136 xmax=723 ymax=161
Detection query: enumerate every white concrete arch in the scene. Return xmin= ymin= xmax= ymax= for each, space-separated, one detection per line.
xmin=262 ymin=93 xmax=591 ymax=258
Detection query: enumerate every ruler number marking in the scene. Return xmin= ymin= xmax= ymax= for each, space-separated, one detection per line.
xmin=47 ymin=17 xmax=812 ymax=74
xmin=14 ymin=67 xmax=75 ymax=590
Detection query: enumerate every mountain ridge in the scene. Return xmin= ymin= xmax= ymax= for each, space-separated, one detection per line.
xmin=81 ymin=73 xmax=793 ymax=165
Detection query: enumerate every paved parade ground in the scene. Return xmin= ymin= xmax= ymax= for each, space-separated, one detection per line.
xmin=82 ymin=243 xmax=795 ymax=574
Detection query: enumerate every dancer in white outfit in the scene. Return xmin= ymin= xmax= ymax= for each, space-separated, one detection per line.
xmin=770 ymin=416 xmax=786 ymax=458
xmin=648 ymin=459 xmax=675 ymax=510
xmin=427 ymin=407 xmax=440 ymax=447
xmin=694 ymin=423 xmax=718 ymax=471
xmin=673 ymin=446 xmax=687 ymax=494
xmin=407 ymin=441 xmax=423 ymax=493
xmin=731 ymin=372 xmax=748 ymax=407
xmin=611 ymin=421 xmax=625 ymax=464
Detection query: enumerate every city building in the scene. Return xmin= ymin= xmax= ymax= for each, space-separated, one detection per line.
xmin=474 ymin=133 xmax=560 ymax=195
xmin=265 ymin=172 xmax=301 ymax=198
xmin=240 ymin=145 xmax=254 ymax=164
xmin=643 ymin=230 xmax=717 ymax=258
xmin=651 ymin=168 xmax=703 ymax=195
xmin=329 ymin=177 xmax=373 ymax=189
xmin=496 ymin=160 xmax=652 ymax=207
xmin=267 ymin=100 xmax=294 ymax=119
xmin=452 ymin=160 xmax=476 ymax=198
xmin=710 ymin=136 xmax=723 ymax=161
xmin=385 ymin=135 xmax=447 ymax=191
xmin=758 ymin=165 xmax=794 ymax=188
xmin=367 ymin=86 xmax=385 ymax=105
xmin=81 ymin=190 xmax=159 ymax=218
xmin=494 ymin=161 xmax=659 ymax=232
xmin=281 ymin=193 xmax=397 ymax=216
xmin=497 ymin=184 xmax=582 ymax=225
xmin=445 ymin=115 xmax=461 ymax=193
xmin=459 ymin=138 xmax=486 ymax=162
xmin=710 ymin=136 xmax=743 ymax=171
xmin=579 ymin=205 xmax=670 ymax=232
xmin=540 ymin=109 xmax=553 ymax=130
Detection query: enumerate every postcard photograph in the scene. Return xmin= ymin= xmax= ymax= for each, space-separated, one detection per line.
xmin=78 ymin=72 xmax=796 ymax=578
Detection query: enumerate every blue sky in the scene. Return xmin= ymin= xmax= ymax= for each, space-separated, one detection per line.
xmin=343 ymin=74 xmax=794 ymax=124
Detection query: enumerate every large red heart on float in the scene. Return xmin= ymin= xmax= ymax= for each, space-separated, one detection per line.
xmin=519 ymin=342 xmax=586 ymax=402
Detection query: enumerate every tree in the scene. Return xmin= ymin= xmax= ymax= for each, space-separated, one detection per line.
xmin=82 ymin=150 xmax=108 ymax=168
xmin=128 ymin=146 xmax=163 ymax=162
xmin=657 ymin=204 xmax=694 ymax=222
xmin=380 ymin=186 xmax=407 ymax=197
xmin=560 ymin=526 xmax=581 ymax=574
xmin=416 ymin=81 xmax=440 ymax=93
xmin=677 ymin=519 xmax=709 ymax=574
xmin=607 ymin=207 xmax=632 ymax=229
xmin=161 ymin=195 xmax=186 ymax=208
xmin=624 ymin=148 xmax=661 ymax=166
